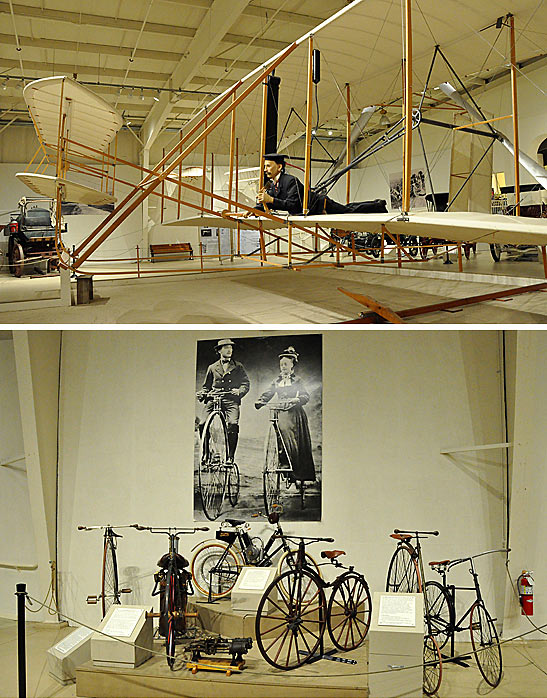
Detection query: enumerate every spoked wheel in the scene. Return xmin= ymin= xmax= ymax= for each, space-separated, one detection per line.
xmin=425 ymin=580 xmax=454 ymax=650
xmin=227 ymin=462 xmax=240 ymax=506
xmin=255 ymin=569 xmax=327 ymax=670
xmin=10 ymin=242 xmax=25 ymax=277
xmin=370 ymin=234 xmax=381 ymax=258
xmin=101 ymin=536 xmax=120 ymax=618
xmin=165 ymin=572 xmax=177 ymax=669
xmin=423 ymin=634 xmax=443 ymax=696
xmin=407 ymin=235 xmax=419 ymax=258
xmin=326 ymin=572 xmax=372 ymax=650
xmin=199 ymin=412 xmax=229 ymax=520
xmin=386 ymin=545 xmax=420 ymax=593
xmin=166 ymin=616 xmax=176 ymax=669
xmin=190 ymin=542 xmax=241 ymax=598
xmin=490 ymin=243 xmax=502 ymax=262
xmin=263 ymin=424 xmax=282 ymax=515
xmin=470 ymin=602 xmax=502 ymax=687
xmin=419 ymin=237 xmax=429 ymax=259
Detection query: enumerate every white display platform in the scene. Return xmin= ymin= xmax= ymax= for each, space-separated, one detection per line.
xmin=231 ymin=566 xmax=277 ymax=613
xmin=47 ymin=625 xmax=94 ymax=684
xmin=91 ymin=604 xmax=153 ymax=669
xmin=368 ymin=592 xmax=424 ymax=698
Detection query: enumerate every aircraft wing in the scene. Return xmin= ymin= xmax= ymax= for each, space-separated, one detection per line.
xmin=16 ymin=173 xmax=117 ymax=206
xmin=23 ymin=76 xmax=123 ymax=154
xmin=288 ymin=211 xmax=547 ymax=246
xmin=163 ymin=214 xmax=288 ymax=231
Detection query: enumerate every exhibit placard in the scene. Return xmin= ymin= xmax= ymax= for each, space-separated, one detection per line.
xmin=378 ymin=594 xmax=416 ymax=627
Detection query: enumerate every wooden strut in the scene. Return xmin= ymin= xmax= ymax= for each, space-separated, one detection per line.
xmin=339 ymin=281 xmax=547 ymax=323
xmin=509 ymin=14 xmax=521 ymax=216
xmin=71 ymin=41 xmax=298 ymax=265
xmin=402 ymin=0 xmax=413 ymax=213
xmin=346 ymin=83 xmax=351 ymax=204
xmin=303 ymin=35 xmax=314 ymax=214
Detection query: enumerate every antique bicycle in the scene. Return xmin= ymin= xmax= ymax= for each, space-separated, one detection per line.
xmin=132 ymin=524 xmax=208 ymax=668
xmin=385 ymin=529 xmax=443 ymax=695
xmin=255 ymin=535 xmax=372 ymax=670
xmin=79 ymin=524 xmax=133 ymax=618
xmin=262 ymin=401 xmax=306 ymax=515
xmin=190 ymin=510 xmax=321 ymax=599
xmin=197 ymin=389 xmax=240 ymax=521
xmin=426 ymin=548 xmax=508 ymax=688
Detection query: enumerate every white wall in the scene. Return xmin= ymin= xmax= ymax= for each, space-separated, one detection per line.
xmin=55 ymin=329 xmax=508 ymax=635
xmin=0 ymin=336 xmax=39 ymax=619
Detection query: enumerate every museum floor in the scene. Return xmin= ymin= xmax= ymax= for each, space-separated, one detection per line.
xmin=1 ymin=247 xmax=547 ymax=323
xmin=1 ymin=617 xmax=547 ymax=698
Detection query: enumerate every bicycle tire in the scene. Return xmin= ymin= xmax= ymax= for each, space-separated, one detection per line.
xmin=407 ymin=235 xmax=419 ymax=258
xmin=424 ymin=580 xmax=454 ymax=650
xmin=101 ymin=534 xmax=120 ymax=618
xmin=423 ymin=634 xmax=443 ymax=695
xmin=326 ymin=572 xmax=372 ymax=651
xmin=263 ymin=423 xmax=282 ymax=515
xmin=199 ymin=411 xmax=229 ymax=520
xmin=490 ymin=243 xmax=502 ymax=262
xmin=255 ymin=569 xmax=327 ymax=670
xmin=386 ymin=545 xmax=421 ymax=593
xmin=228 ymin=462 xmax=240 ymax=507
xmin=190 ymin=542 xmax=242 ymax=598
xmin=419 ymin=237 xmax=429 ymax=260
xmin=277 ymin=549 xmax=321 ymax=601
xmin=165 ymin=571 xmax=177 ymax=669
xmin=470 ymin=601 xmax=502 ymax=687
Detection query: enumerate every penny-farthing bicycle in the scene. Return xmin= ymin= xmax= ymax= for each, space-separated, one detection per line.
xmin=263 ymin=402 xmax=305 ymax=516
xmin=198 ymin=389 xmax=240 ymax=521
xmin=255 ymin=536 xmax=372 ymax=669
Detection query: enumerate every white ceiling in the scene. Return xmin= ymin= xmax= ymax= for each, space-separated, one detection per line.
xmin=0 ymin=0 xmax=545 ymax=160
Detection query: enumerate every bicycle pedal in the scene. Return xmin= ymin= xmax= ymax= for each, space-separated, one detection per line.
xmin=121 ymin=588 xmax=132 ymax=594
xmin=86 ymin=596 xmax=98 ymax=604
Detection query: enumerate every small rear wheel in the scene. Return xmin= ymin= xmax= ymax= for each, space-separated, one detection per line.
xmin=423 ymin=634 xmax=442 ymax=695
xmin=10 ymin=242 xmax=25 ymax=277
xmin=228 ymin=462 xmax=240 ymax=506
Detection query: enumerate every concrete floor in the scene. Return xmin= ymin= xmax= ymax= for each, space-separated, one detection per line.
xmin=2 ymin=617 xmax=547 ymax=697
xmin=0 ymin=247 xmax=546 ymax=324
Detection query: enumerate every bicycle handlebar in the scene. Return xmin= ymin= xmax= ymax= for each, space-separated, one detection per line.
xmin=131 ymin=524 xmax=209 ymax=534
xmin=78 ymin=524 xmax=135 ymax=530
xmin=444 ymin=548 xmax=511 ymax=572
xmin=394 ymin=529 xmax=439 ymax=536
xmin=276 ymin=534 xmax=335 ymax=543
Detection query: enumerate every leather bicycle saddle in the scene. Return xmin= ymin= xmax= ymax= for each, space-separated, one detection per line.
xmin=157 ymin=552 xmax=189 ymax=569
xmin=321 ymin=550 xmax=345 ymax=560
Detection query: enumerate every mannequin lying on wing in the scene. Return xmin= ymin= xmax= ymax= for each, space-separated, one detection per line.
xmin=249 ymin=153 xmax=387 ymax=216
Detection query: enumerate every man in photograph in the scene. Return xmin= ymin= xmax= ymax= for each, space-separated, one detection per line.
xmin=197 ymin=339 xmax=250 ymax=463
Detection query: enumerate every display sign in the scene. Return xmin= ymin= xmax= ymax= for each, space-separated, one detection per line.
xmin=378 ymin=594 xmax=416 ymax=627
xmin=238 ymin=567 xmax=274 ymax=591
xmin=102 ymin=607 xmax=143 ymax=637
xmin=54 ymin=626 xmax=94 ymax=654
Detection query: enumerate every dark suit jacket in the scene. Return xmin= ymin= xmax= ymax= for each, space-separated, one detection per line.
xmin=255 ymin=172 xmax=305 ymax=215
xmin=202 ymin=359 xmax=250 ymax=404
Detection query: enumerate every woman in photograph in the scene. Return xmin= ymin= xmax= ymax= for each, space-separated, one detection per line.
xmin=254 ymin=346 xmax=316 ymax=482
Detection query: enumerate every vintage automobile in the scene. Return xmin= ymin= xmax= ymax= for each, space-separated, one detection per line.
xmin=2 ymin=197 xmax=67 ymax=277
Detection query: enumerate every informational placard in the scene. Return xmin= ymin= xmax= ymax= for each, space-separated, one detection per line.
xmin=54 ymin=626 xmax=94 ymax=654
xmin=378 ymin=594 xmax=416 ymax=627
xmin=238 ymin=567 xmax=274 ymax=591
xmin=102 ymin=607 xmax=143 ymax=637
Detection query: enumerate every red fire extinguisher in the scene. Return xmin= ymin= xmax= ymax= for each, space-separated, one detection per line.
xmin=517 ymin=571 xmax=534 ymax=616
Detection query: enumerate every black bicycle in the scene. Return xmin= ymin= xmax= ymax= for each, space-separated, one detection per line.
xmin=197 ymin=389 xmax=240 ymax=521
xmin=132 ymin=525 xmax=208 ymax=668
xmin=255 ymin=535 xmax=372 ymax=669
xmin=190 ymin=510 xmax=321 ymax=599
xmin=385 ymin=529 xmax=443 ymax=695
xmin=426 ymin=548 xmax=508 ymax=688
xmin=79 ymin=524 xmax=132 ymax=618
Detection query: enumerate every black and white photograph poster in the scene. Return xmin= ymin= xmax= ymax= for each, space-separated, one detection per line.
xmin=194 ymin=334 xmax=322 ymax=522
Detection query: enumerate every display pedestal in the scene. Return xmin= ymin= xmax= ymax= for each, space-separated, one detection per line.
xmin=188 ymin=598 xmax=257 ymax=638
xmin=91 ymin=605 xmax=153 ymax=669
xmin=231 ymin=566 xmax=277 ymax=613
xmin=47 ymin=626 xmax=94 ymax=684
xmin=368 ymin=592 xmax=424 ymax=698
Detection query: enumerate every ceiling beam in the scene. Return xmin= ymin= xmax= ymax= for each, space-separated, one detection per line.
xmin=141 ymin=0 xmax=253 ymax=149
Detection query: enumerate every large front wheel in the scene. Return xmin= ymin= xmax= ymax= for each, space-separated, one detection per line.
xmin=470 ymin=602 xmax=502 ymax=687
xmin=199 ymin=411 xmax=229 ymax=520
xmin=263 ymin=423 xmax=282 ymax=515
xmin=326 ymin=572 xmax=372 ymax=650
xmin=255 ymin=569 xmax=327 ymax=670
xmin=101 ymin=536 xmax=120 ymax=618
xmin=190 ymin=542 xmax=242 ymax=598
xmin=386 ymin=545 xmax=420 ymax=593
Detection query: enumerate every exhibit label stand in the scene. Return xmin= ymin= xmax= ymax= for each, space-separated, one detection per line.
xmin=231 ymin=566 xmax=277 ymax=613
xmin=91 ymin=605 xmax=153 ymax=669
xmin=368 ymin=592 xmax=424 ymax=698
xmin=47 ymin=626 xmax=94 ymax=684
